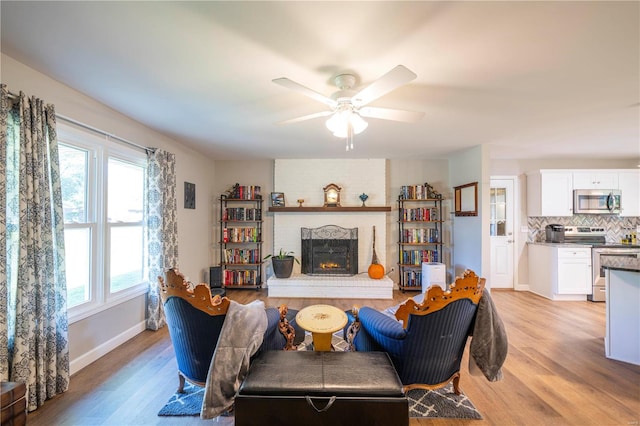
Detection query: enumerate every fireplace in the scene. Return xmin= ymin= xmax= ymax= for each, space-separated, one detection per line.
xmin=301 ymin=225 xmax=358 ymax=276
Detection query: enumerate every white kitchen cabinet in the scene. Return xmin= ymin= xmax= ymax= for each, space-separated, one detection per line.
xmin=556 ymin=247 xmax=592 ymax=294
xmin=617 ymin=170 xmax=640 ymax=217
xmin=527 ymin=170 xmax=573 ymax=217
xmin=573 ymin=171 xmax=619 ymax=189
xmin=528 ymin=244 xmax=591 ymax=300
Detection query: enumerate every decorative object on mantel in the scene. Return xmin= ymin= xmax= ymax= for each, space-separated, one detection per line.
xmin=268 ymin=206 xmax=391 ymax=212
xmin=264 ymin=249 xmax=300 ymax=279
xmin=368 ymin=226 xmax=385 ymax=279
xmin=323 ymin=183 xmax=342 ymax=207
xmin=297 ymin=198 xmax=304 ymax=207
xmin=271 ymin=192 xmax=285 ymax=207
xmin=359 ymin=193 xmax=369 ymax=207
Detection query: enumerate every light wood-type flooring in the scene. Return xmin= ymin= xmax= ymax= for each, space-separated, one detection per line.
xmin=26 ymin=289 xmax=640 ymax=425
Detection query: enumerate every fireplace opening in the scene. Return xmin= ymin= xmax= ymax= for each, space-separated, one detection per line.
xmin=301 ymin=225 xmax=358 ymax=276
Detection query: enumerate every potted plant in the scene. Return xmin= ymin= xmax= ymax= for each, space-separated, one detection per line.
xmin=264 ymin=249 xmax=300 ymax=278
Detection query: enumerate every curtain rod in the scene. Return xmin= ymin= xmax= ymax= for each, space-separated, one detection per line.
xmin=55 ymin=114 xmax=154 ymax=154
xmin=7 ymin=90 xmax=154 ymax=154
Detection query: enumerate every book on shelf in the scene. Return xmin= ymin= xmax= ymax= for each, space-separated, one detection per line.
xmin=222 ymin=227 xmax=260 ymax=243
xmin=223 ymin=207 xmax=262 ymax=221
xmin=399 ymin=184 xmax=429 ymax=200
xmin=399 ymin=183 xmax=441 ymax=200
xmin=223 ymin=248 xmax=260 ymax=264
xmin=400 ymin=207 xmax=439 ymax=221
xmin=400 ymin=249 xmax=439 ymax=265
xmin=401 ymin=228 xmax=439 ymax=244
xmin=223 ymin=269 xmax=258 ymax=286
xmin=225 ymin=185 xmax=262 ymax=200
xmin=402 ymin=270 xmax=422 ymax=287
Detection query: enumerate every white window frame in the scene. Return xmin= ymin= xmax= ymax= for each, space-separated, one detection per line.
xmin=58 ymin=124 xmax=148 ymax=324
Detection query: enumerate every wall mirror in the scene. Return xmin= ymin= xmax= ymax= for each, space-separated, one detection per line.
xmin=454 ymin=182 xmax=478 ymax=216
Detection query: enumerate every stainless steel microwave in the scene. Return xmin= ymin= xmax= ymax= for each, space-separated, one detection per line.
xmin=573 ymin=189 xmax=621 ymax=214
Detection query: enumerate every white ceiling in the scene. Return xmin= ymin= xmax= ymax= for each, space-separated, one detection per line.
xmin=1 ymin=1 xmax=638 ymax=161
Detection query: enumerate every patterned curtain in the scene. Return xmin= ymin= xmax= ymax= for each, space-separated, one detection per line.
xmin=0 ymin=85 xmax=70 ymax=410
xmin=146 ymin=149 xmax=178 ymax=330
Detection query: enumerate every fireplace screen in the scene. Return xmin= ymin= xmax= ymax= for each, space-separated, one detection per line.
xmin=301 ymin=225 xmax=358 ymax=276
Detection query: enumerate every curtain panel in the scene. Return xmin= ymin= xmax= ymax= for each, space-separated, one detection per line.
xmin=0 ymin=84 xmax=70 ymax=410
xmin=146 ymin=149 xmax=178 ymax=330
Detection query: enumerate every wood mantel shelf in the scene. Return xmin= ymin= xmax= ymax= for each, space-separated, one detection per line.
xmin=268 ymin=206 xmax=391 ymax=213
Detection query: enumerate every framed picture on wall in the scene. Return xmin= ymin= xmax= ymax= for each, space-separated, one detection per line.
xmin=184 ymin=182 xmax=196 ymax=209
xmin=271 ymin=192 xmax=285 ymax=207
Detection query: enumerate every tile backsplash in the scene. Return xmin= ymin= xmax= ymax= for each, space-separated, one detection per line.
xmin=527 ymin=215 xmax=639 ymax=243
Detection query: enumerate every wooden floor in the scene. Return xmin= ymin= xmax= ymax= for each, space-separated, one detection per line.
xmin=26 ymin=289 xmax=640 ymax=425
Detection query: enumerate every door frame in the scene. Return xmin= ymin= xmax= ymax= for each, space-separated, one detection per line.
xmin=490 ymin=175 xmax=522 ymax=290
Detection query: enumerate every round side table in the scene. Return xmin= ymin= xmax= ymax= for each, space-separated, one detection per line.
xmin=295 ymin=304 xmax=348 ymax=351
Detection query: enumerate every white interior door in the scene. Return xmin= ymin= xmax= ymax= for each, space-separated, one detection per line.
xmin=490 ymin=178 xmax=514 ymax=288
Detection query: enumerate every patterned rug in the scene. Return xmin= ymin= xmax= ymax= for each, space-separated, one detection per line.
xmin=157 ymin=382 xmax=204 ymax=416
xmin=158 ymin=332 xmax=482 ymax=419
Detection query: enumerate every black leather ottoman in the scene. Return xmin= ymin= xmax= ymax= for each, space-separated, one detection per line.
xmin=235 ymin=351 xmax=408 ymax=426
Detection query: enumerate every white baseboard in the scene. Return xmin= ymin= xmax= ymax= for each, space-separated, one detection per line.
xmin=70 ymin=321 xmax=146 ymax=375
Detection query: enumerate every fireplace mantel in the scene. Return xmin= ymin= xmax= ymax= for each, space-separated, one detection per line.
xmin=268 ymin=206 xmax=391 ymax=213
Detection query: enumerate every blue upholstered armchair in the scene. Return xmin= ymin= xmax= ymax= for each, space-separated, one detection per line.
xmin=159 ymin=269 xmax=295 ymax=393
xmin=345 ymin=270 xmax=486 ymax=394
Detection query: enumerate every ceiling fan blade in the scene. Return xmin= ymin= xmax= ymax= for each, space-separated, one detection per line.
xmin=359 ymin=107 xmax=424 ymax=123
xmin=352 ymin=65 xmax=417 ymax=108
xmin=273 ymin=77 xmax=337 ymax=108
xmin=276 ymin=110 xmax=333 ymax=125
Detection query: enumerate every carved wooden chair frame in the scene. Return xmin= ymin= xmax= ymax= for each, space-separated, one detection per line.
xmin=159 ymin=268 xmax=296 ymax=348
xmin=347 ymin=269 xmax=486 ymax=394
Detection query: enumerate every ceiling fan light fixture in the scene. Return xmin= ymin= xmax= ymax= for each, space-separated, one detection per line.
xmin=326 ymin=110 xmax=368 ymax=138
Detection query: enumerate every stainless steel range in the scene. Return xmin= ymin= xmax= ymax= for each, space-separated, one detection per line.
xmin=564 ymin=226 xmax=640 ymax=302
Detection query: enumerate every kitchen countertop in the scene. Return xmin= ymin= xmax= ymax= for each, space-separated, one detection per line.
xmin=528 ymin=241 xmax=640 ymax=249
xmin=601 ymin=256 xmax=640 ymax=273
xmin=527 ymin=242 xmax=592 ymax=248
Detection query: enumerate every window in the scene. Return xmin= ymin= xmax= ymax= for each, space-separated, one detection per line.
xmin=107 ymin=158 xmax=145 ymax=293
xmin=58 ymin=125 xmax=147 ymax=321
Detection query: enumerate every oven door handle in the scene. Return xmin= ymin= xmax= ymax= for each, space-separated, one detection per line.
xmin=595 ymin=252 xmax=639 ymax=259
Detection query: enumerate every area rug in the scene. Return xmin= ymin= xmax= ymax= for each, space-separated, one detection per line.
xmin=407 ymin=385 xmax=481 ymax=419
xmin=158 ymin=332 xmax=482 ymax=419
xmin=157 ymin=382 xmax=204 ymax=416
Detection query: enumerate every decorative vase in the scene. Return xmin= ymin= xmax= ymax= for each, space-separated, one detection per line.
xmin=272 ymin=256 xmax=295 ymax=278
xmin=359 ymin=193 xmax=369 ymax=207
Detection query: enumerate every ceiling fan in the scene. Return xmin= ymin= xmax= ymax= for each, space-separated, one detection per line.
xmin=273 ymin=65 xmax=424 ymax=150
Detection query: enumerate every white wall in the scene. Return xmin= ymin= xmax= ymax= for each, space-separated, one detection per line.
xmin=449 ymin=146 xmax=490 ymax=281
xmin=2 ymin=53 xmax=217 ymax=373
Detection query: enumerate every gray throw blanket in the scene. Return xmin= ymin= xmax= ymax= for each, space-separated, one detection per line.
xmin=469 ymin=290 xmax=508 ymax=381
xmin=201 ymin=300 xmax=267 ymax=419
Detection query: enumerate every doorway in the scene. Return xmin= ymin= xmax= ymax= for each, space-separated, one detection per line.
xmin=490 ymin=177 xmax=516 ymax=289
